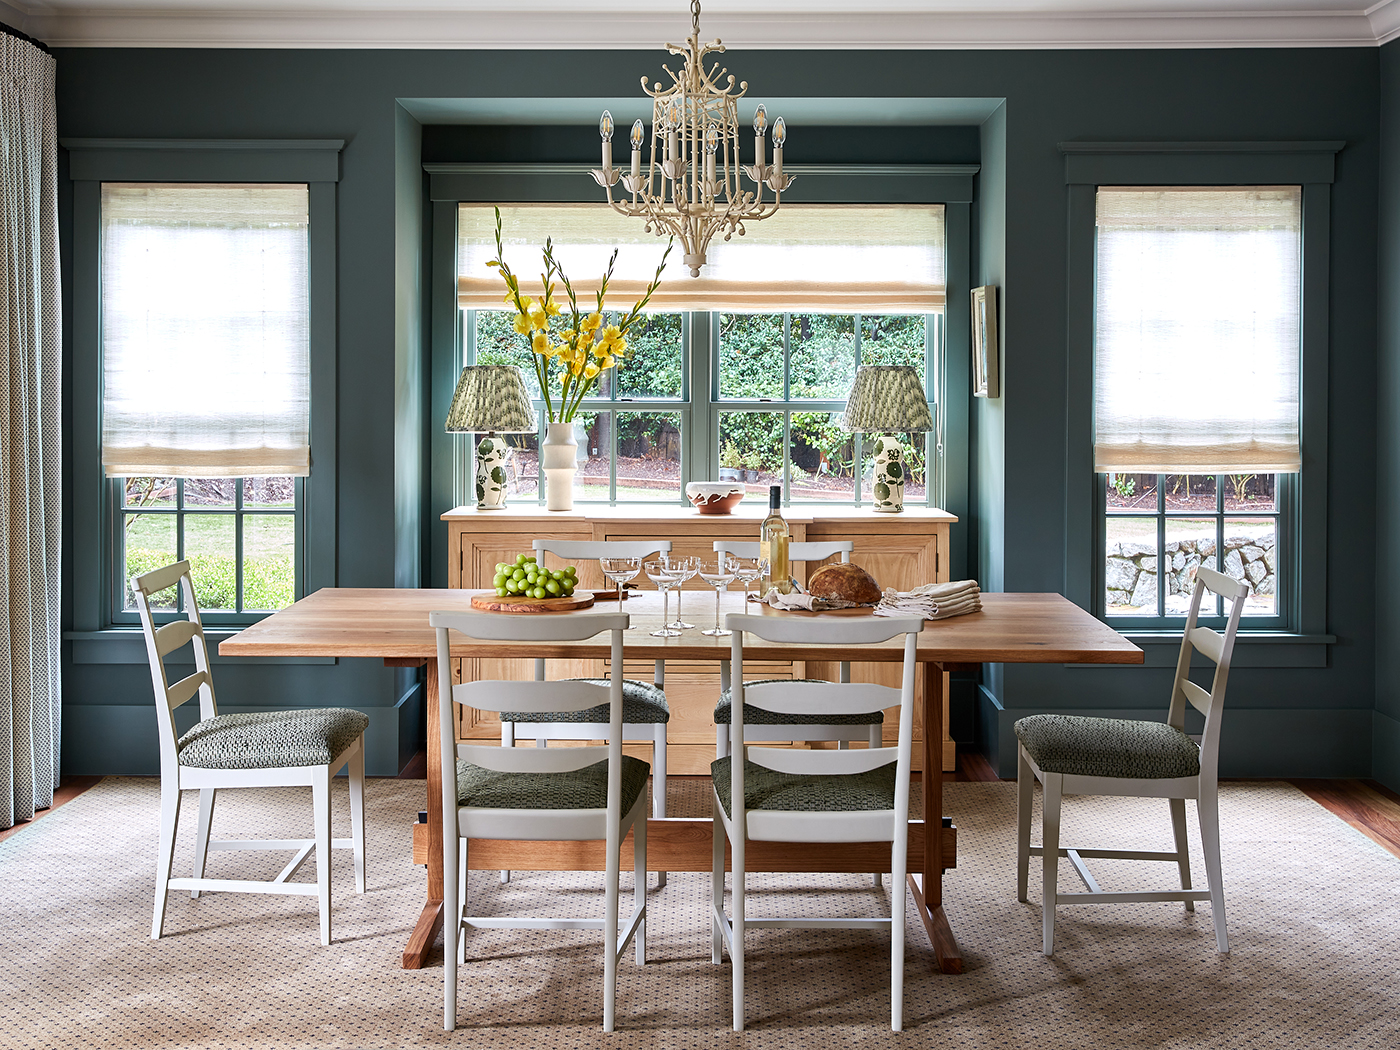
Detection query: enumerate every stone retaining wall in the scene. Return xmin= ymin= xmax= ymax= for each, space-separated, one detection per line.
xmin=1106 ymin=526 xmax=1274 ymax=612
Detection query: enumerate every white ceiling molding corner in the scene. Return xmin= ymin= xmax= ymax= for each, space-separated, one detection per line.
xmin=9 ymin=3 xmax=1398 ymax=51
xmin=0 ymin=0 xmax=34 ymax=35
xmin=1368 ymin=0 xmax=1400 ymax=44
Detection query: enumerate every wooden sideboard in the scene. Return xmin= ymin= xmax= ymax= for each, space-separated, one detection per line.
xmin=441 ymin=502 xmax=959 ymax=773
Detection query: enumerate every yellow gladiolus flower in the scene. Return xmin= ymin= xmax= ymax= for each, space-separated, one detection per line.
xmin=613 ymin=338 xmax=628 ymax=358
xmin=527 ymin=304 xmax=548 ymax=331
xmin=544 ymin=298 xmax=563 ymax=317
xmin=513 ymin=313 xmax=531 ymax=335
xmin=597 ymin=354 xmax=615 ymax=370
xmin=531 ymin=332 xmax=550 ymax=356
xmin=584 ymin=362 xmax=600 ymax=380
xmin=581 ymin=311 xmax=603 ymax=333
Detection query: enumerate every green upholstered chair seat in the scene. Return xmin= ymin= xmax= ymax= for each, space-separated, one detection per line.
xmin=176 ymin=708 xmax=368 ymax=770
xmin=711 ymin=756 xmax=896 ymax=818
xmin=715 ymin=680 xmax=883 ymax=726
xmin=456 ymin=756 xmax=650 ymax=813
xmin=500 ymin=678 xmax=669 ymax=725
xmin=1014 ymin=713 xmax=1201 ymax=780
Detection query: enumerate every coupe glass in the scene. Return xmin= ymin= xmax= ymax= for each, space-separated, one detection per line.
xmin=732 ymin=559 xmax=761 ymax=603
xmin=698 ymin=554 xmax=738 ymax=636
xmin=665 ymin=554 xmax=700 ymax=629
xmin=598 ymin=556 xmax=641 ymax=624
xmin=643 ymin=559 xmax=684 ymax=638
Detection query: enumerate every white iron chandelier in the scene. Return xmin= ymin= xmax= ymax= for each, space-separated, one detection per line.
xmin=590 ymin=0 xmax=793 ymax=277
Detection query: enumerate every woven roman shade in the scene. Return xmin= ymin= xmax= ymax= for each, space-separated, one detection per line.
xmin=101 ymin=183 xmax=311 ymax=478
xmin=458 ymin=203 xmax=946 ymax=313
xmin=1093 ymin=186 xmax=1301 ymax=475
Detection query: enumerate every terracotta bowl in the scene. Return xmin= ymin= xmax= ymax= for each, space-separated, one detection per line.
xmin=686 ymin=482 xmax=745 ymax=515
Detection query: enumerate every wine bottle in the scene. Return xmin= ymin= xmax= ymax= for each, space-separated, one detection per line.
xmin=758 ymin=484 xmax=791 ymax=595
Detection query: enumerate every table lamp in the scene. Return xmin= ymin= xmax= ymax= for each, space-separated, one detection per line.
xmin=841 ymin=364 xmax=934 ymax=513
xmin=444 ymin=365 xmax=536 ymax=509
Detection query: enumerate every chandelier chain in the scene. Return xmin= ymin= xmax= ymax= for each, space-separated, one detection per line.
xmin=691 ymin=0 xmax=702 ymax=39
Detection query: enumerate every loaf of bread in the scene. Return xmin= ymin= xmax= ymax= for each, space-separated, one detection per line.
xmin=807 ymin=563 xmax=882 ymax=604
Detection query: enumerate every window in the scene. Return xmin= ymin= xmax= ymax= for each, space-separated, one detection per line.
xmin=100 ymin=182 xmax=311 ymax=621
xmin=1094 ymin=186 xmax=1301 ymax=627
xmin=454 ymin=202 xmax=944 ymax=506
xmin=714 ymin=312 xmax=936 ymax=503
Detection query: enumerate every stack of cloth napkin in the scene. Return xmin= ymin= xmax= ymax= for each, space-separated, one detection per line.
xmin=761 ymin=579 xmax=982 ymax=620
xmin=873 ymin=580 xmax=982 ymax=620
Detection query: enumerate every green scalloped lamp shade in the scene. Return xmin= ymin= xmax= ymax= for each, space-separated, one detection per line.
xmin=841 ymin=364 xmax=934 ymax=433
xmin=444 ymin=365 xmax=535 ymax=433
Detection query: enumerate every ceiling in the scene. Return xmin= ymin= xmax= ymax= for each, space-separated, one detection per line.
xmin=4 ymin=0 xmax=1399 ymax=50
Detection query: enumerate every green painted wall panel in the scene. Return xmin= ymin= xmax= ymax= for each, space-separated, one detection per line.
xmin=52 ymin=46 xmax=1381 ymax=779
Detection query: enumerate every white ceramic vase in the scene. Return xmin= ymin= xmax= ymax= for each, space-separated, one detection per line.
xmin=871 ymin=434 xmax=905 ymax=513
xmin=541 ymin=421 xmax=578 ymax=511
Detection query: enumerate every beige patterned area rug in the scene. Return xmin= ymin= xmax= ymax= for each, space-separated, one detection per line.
xmin=1 ymin=776 xmax=1397 ymax=1049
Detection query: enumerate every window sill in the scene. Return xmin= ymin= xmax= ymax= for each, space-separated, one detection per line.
xmin=1070 ymin=631 xmax=1334 ymax=669
xmin=65 ymin=629 xmax=335 ymax=666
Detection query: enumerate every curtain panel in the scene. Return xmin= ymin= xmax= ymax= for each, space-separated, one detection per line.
xmin=458 ymin=203 xmax=947 ymax=313
xmin=1093 ymin=186 xmax=1302 ymax=474
xmin=0 ymin=32 xmax=61 ymax=828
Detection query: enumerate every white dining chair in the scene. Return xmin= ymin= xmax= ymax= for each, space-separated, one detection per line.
xmin=712 ymin=612 xmax=923 ymax=1032
xmin=1015 ymin=565 xmax=1247 ymax=955
xmin=711 ymin=540 xmax=877 ymax=755
xmin=495 ymin=538 xmax=670 ymax=889
xmin=433 ymin=609 xmax=648 ymax=1033
xmin=711 ymin=540 xmax=884 ymax=885
xmin=132 ymin=560 xmax=367 ymax=946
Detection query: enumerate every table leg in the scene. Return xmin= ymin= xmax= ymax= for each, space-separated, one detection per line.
xmin=908 ymin=660 xmax=963 ymax=974
xmin=402 ymin=658 xmax=444 ymax=969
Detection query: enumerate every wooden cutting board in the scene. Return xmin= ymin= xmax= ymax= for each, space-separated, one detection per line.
xmin=470 ymin=590 xmax=596 ymax=614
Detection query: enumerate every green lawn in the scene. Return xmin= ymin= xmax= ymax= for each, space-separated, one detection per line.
xmin=124 ymin=511 xmax=295 ymax=611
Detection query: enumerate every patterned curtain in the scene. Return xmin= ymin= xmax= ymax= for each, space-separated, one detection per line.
xmin=0 ymin=30 xmax=61 ymax=829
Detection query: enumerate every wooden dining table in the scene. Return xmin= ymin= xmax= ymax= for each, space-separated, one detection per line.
xmin=220 ymin=587 xmax=1142 ymax=974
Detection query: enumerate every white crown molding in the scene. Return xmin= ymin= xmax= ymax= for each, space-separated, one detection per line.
xmin=10 ymin=6 xmax=1397 ymax=50
xmin=0 ymin=0 xmax=34 ymax=34
xmin=1368 ymin=0 xmax=1400 ymax=43
xmin=8 ymin=4 xmax=1400 ymax=50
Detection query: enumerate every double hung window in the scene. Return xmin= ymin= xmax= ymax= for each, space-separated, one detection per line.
xmin=1094 ymin=186 xmax=1301 ymax=624
xmin=454 ymin=202 xmax=945 ymax=505
xmin=101 ymin=182 xmax=311 ymax=619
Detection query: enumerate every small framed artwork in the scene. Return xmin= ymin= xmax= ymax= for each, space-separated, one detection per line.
xmin=971 ymin=285 xmax=999 ymax=399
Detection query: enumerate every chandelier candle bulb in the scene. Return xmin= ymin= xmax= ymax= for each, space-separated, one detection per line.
xmin=772 ymin=117 xmax=786 ymax=179
xmin=599 ymin=110 xmax=614 ymax=173
xmin=630 ymin=119 xmax=644 ymax=178
xmin=754 ymin=103 xmax=767 ymax=170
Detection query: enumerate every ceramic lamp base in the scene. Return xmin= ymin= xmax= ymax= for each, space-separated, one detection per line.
xmin=870 ymin=434 xmax=906 ymax=513
xmin=475 ymin=436 xmax=509 ymax=510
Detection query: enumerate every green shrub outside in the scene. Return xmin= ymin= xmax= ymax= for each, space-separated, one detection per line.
xmin=126 ymin=547 xmax=294 ymax=612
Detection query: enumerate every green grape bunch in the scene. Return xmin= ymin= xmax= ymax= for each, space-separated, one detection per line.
xmin=493 ymin=553 xmax=578 ymax=600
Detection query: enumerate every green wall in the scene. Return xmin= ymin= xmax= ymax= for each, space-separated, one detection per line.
xmin=1375 ymin=41 xmax=1400 ymax=795
xmin=54 ymin=46 xmax=1381 ymax=778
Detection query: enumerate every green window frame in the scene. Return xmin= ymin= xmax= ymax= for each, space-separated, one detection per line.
xmin=64 ymin=138 xmax=342 ymax=631
xmin=1063 ymin=141 xmax=1338 ymax=650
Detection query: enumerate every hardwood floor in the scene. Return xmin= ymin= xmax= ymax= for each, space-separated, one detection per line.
xmin=8 ymin=760 xmax=1400 ymax=864
xmin=1288 ymin=778 xmax=1400 ymax=858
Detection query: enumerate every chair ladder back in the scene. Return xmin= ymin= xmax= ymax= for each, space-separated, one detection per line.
xmin=533 ymin=539 xmax=671 ymax=561
xmin=743 ymin=680 xmax=899 ymax=717
xmin=728 ymin=622 xmax=920 ymax=824
xmin=714 ymin=540 xmax=853 ymax=564
xmin=132 ymin=561 xmax=219 ymax=770
xmin=1187 ymin=625 xmax=1225 ymax=665
xmin=456 ymin=678 xmax=611 ymax=715
xmin=1167 ymin=568 xmax=1247 ymax=769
